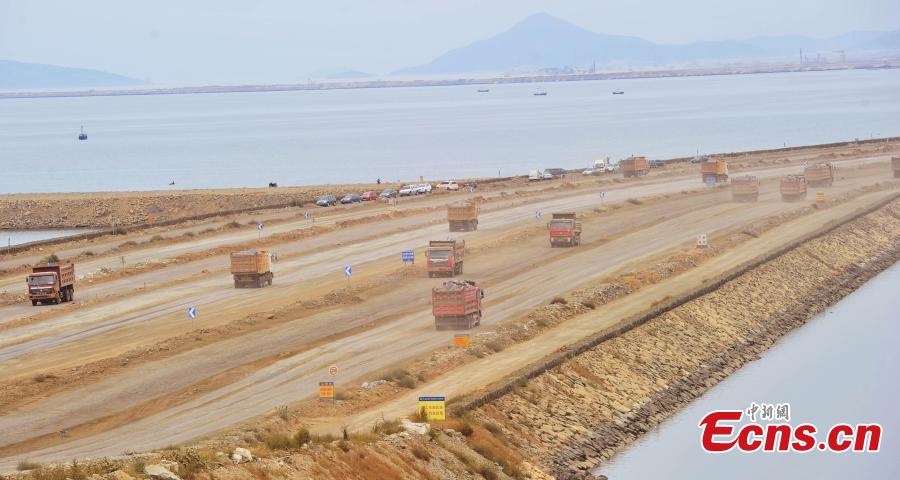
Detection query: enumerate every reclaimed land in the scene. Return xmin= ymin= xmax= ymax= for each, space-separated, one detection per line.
xmin=3 ymin=175 xmax=898 ymax=479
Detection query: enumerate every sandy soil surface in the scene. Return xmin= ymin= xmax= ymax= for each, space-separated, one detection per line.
xmin=0 ymin=141 xmax=897 ymax=471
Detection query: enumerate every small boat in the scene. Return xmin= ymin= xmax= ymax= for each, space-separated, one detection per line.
xmin=477 ymin=89 xmax=490 ymax=93
xmin=533 ymin=88 xmax=548 ymax=96
xmin=612 ymin=91 xmax=625 ymax=95
xmin=78 ymin=126 xmax=88 ymax=141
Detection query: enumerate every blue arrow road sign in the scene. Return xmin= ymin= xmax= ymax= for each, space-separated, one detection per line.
xmin=600 ymin=191 xmax=606 ymax=199
xmin=344 ymin=265 xmax=352 ymax=277
xmin=187 ymin=307 xmax=197 ymax=319
xmin=257 ymin=223 xmax=264 ymax=230
xmin=402 ymin=251 xmax=414 ymax=263
xmin=535 ymin=211 xmax=542 ymax=219
xmin=304 ymin=211 xmax=310 ymax=220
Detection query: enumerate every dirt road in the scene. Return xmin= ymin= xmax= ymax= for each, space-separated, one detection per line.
xmin=0 ymin=152 xmax=895 ymax=470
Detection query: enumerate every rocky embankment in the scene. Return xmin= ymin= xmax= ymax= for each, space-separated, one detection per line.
xmin=0 ymin=188 xmax=366 ymax=229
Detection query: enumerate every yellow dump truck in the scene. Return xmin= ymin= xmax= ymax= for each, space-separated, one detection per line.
xmin=804 ymin=163 xmax=834 ymax=187
xmin=701 ymin=158 xmax=729 ymax=183
xmin=893 ymin=156 xmax=900 ymax=178
xmin=447 ymin=203 xmax=478 ymax=232
xmin=731 ymin=175 xmax=760 ymax=202
xmin=230 ymin=250 xmax=273 ymax=288
xmin=620 ymin=156 xmax=650 ymax=178
xmin=780 ymin=175 xmax=807 ymax=202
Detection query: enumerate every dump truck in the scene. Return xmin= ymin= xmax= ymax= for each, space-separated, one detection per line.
xmin=547 ymin=213 xmax=582 ymax=247
xmin=426 ymin=240 xmax=465 ymax=278
xmin=731 ymin=175 xmax=760 ymax=202
xmin=892 ymin=156 xmax=900 ymax=178
xmin=447 ymin=203 xmax=478 ymax=232
xmin=432 ymin=280 xmax=483 ymax=330
xmin=27 ymin=263 xmax=75 ymax=306
xmin=701 ymin=158 xmax=729 ymax=183
xmin=230 ymin=250 xmax=273 ymax=288
xmin=804 ymin=163 xmax=834 ymax=187
xmin=780 ymin=175 xmax=808 ymax=201
xmin=620 ymin=156 xmax=650 ymax=178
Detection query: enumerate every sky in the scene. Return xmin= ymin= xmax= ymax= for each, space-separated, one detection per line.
xmin=1 ymin=0 xmax=899 ymax=85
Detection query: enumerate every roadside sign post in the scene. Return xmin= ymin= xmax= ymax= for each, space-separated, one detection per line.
xmin=344 ymin=265 xmax=352 ymax=285
xmin=535 ymin=211 xmax=542 ymax=220
xmin=257 ymin=223 xmax=264 ymax=243
xmin=187 ymin=306 xmax=197 ymax=319
xmin=816 ymin=192 xmax=825 ymax=204
xmin=329 ymin=365 xmax=340 ymax=377
xmin=697 ymin=234 xmax=708 ymax=249
xmin=454 ymin=333 xmax=470 ymax=348
xmin=319 ymin=381 xmax=334 ymax=401
xmin=417 ymin=396 xmax=446 ymax=420
xmin=600 ymin=191 xmax=606 ymax=202
xmin=402 ymin=251 xmax=415 ymax=265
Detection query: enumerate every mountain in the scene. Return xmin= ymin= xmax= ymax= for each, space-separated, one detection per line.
xmin=0 ymin=60 xmax=142 ymax=90
xmin=394 ymin=13 xmax=900 ymax=75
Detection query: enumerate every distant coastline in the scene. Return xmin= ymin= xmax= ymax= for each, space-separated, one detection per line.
xmin=3 ymin=59 xmax=898 ymax=100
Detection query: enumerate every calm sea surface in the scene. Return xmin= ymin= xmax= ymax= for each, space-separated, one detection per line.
xmin=1 ymin=69 xmax=899 ymax=193
xmin=595 ymin=262 xmax=900 ymax=479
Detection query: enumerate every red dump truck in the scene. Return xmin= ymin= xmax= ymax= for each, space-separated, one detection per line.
xmin=447 ymin=203 xmax=478 ymax=232
xmin=731 ymin=175 xmax=760 ymax=202
xmin=27 ymin=264 xmax=75 ymax=306
xmin=892 ymin=156 xmax=900 ymax=178
xmin=547 ymin=213 xmax=582 ymax=247
xmin=701 ymin=158 xmax=729 ymax=183
xmin=230 ymin=250 xmax=273 ymax=288
xmin=426 ymin=240 xmax=465 ymax=277
xmin=432 ymin=280 xmax=483 ymax=330
xmin=804 ymin=163 xmax=834 ymax=187
xmin=620 ymin=156 xmax=650 ymax=178
xmin=780 ymin=175 xmax=808 ymax=201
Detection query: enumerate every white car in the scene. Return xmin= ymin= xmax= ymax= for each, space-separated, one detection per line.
xmin=582 ymin=168 xmax=598 ymax=176
xmin=437 ymin=181 xmax=459 ymax=191
xmin=528 ymin=170 xmax=543 ymax=181
xmin=416 ymin=183 xmax=433 ymax=194
xmin=399 ymin=185 xmax=417 ymax=196
xmin=542 ymin=172 xmax=554 ymax=180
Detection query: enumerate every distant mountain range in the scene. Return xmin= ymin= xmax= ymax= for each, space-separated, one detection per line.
xmin=394 ymin=13 xmax=900 ymax=75
xmin=0 ymin=60 xmax=141 ymax=90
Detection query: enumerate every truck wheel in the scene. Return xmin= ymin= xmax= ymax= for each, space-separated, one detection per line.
xmin=69 ymin=288 xmax=75 ymax=301
xmin=32 ymin=300 xmax=38 ymax=306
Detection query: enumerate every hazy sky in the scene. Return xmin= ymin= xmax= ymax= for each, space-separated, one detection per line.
xmin=1 ymin=0 xmax=898 ymax=84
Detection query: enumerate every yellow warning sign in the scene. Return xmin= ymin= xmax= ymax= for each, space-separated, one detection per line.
xmin=418 ymin=396 xmax=446 ymax=420
xmin=816 ymin=192 xmax=825 ymax=203
xmin=319 ymin=381 xmax=334 ymax=400
xmin=454 ymin=333 xmax=470 ymax=348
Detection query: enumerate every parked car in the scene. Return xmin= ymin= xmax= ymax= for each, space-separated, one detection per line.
xmin=399 ymin=185 xmax=417 ymax=196
xmin=528 ymin=169 xmax=543 ymax=181
xmin=361 ymin=191 xmax=378 ymax=201
xmin=438 ymin=181 xmax=460 ymax=191
xmin=582 ymin=168 xmax=598 ymax=176
xmin=544 ymin=168 xmax=567 ymax=178
xmin=650 ymin=159 xmax=666 ymax=168
xmin=340 ymin=194 xmax=362 ymax=204
xmin=379 ymin=188 xmax=398 ymax=199
xmin=542 ymin=171 xmax=554 ymax=180
xmin=316 ymin=194 xmax=337 ymax=207
xmin=416 ymin=183 xmax=433 ymax=194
